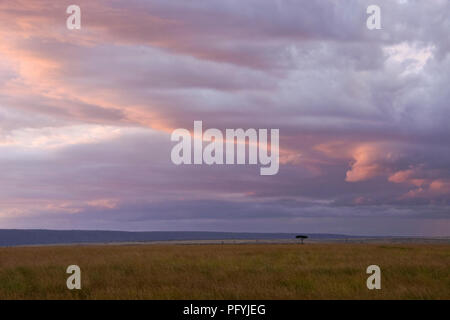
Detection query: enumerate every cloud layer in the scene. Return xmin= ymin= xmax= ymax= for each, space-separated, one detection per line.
xmin=0 ymin=0 xmax=449 ymax=236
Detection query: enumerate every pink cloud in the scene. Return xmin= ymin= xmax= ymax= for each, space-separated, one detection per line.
xmin=345 ymin=145 xmax=383 ymax=182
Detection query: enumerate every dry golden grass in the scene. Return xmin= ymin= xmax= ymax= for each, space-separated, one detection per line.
xmin=0 ymin=243 xmax=448 ymax=299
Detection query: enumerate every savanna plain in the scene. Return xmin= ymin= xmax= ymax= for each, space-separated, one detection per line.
xmin=0 ymin=243 xmax=448 ymax=299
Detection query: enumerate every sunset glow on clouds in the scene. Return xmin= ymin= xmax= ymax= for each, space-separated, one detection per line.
xmin=0 ymin=0 xmax=449 ymax=235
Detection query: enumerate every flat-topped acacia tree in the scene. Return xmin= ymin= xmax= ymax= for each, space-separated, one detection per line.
xmin=295 ymin=235 xmax=308 ymax=244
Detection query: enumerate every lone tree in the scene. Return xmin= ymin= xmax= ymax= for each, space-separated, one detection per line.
xmin=295 ymin=235 xmax=308 ymax=244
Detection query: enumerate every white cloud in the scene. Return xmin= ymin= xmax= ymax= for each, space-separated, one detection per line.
xmin=0 ymin=125 xmax=150 ymax=149
xmin=383 ymin=42 xmax=435 ymax=76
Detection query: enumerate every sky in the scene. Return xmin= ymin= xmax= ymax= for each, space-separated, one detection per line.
xmin=0 ymin=0 xmax=449 ymax=236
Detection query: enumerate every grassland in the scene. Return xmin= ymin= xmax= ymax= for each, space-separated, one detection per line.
xmin=0 ymin=243 xmax=448 ymax=299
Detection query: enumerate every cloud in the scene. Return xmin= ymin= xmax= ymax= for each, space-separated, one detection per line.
xmin=346 ymin=145 xmax=383 ymax=182
xmin=0 ymin=0 xmax=449 ymax=235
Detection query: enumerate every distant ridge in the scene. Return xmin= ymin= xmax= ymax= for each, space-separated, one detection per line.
xmin=0 ymin=229 xmax=365 ymax=247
